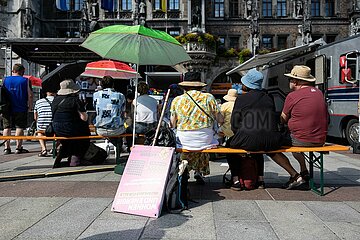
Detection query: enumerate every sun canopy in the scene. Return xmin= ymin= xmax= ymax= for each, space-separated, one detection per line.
xmin=226 ymin=40 xmax=325 ymax=75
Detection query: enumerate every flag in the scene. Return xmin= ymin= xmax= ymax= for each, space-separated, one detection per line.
xmin=161 ymin=0 xmax=167 ymax=12
xmin=56 ymin=0 xmax=68 ymax=11
xmin=101 ymin=0 xmax=114 ymax=12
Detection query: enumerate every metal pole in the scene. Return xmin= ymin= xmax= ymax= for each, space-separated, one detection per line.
xmin=152 ymin=89 xmax=171 ymax=146
xmin=132 ymin=64 xmax=139 ymax=147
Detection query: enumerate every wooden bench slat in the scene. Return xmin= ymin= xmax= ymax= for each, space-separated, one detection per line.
xmin=176 ymin=144 xmax=349 ymax=154
xmin=0 ymin=134 xmax=142 ymax=141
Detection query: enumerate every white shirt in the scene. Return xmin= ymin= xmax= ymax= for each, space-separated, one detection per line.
xmin=134 ymin=94 xmax=158 ymax=123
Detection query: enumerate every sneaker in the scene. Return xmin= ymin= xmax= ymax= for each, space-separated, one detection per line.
xmin=231 ymin=181 xmax=242 ymax=191
xmin=15 ymin=147 xmax=29 ymax=154
xmin=286 ymin=173 xmax=306 ymax=190
xmin=194 ymin=172 xmax=205 ymax=185
xmin=300 ymin=170 xmax=310 ymax=182
xmin=257 ymin=181 xmax=266 ymax=189
xmin=3 ymin=148 xmax=11 ymax=155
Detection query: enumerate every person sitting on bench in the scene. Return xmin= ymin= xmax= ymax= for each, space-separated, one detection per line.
xmin=230 ymin=68 xmax=308 ymax=190
xmin=279 ymin=65 xmax=328 ymax=187
xmin=93 ymin=76 xmax=126 ymax=152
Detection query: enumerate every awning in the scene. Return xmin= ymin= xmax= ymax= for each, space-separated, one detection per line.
xmin=0 ymin=38 xmax=100 ymax=65
xmin=226 ymin=40 xmax=326 ymax=75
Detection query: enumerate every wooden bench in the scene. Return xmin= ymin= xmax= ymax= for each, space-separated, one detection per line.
xmin=176 ymin=144 xmax=350 ymax=196
xmin=0 ymin=133 xmax=144 ymax=171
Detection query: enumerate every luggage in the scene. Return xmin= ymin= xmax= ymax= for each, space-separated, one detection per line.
xmin=238 ymin=156 xmax=258 ymax=190
xmin=82 ymin=142 xmax=108 ymax=165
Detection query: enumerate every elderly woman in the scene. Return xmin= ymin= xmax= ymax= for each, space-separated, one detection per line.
xmin=170 ymin=72 xmax=224 ymax=184
xmin=52 ymin=79 xmax=90 ymax=168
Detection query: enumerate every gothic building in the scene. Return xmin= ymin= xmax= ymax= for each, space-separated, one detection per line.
xmin=1 ymin=0 xmax=360 ymax=84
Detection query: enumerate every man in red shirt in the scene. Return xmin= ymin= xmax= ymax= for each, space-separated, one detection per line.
xmin=278 ymin=65 xmax=328 ymax=189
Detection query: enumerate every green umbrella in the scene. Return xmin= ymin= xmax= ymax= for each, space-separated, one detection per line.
xmin=80 ymin=25 xmax=191 ymax=65
xmin=81 ymin=25 xmax=191 ymax=164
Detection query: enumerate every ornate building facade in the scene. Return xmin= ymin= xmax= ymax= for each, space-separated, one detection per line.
xmin=1 ymin=0 xmax=360 ymax=84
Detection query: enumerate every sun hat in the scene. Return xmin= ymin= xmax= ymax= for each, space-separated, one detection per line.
xmin=223 ymin=89 xmax=238 ymax=102
xmin=57 ymin=79 xmax=81 ymax=95
xmin=241 ymin=68 xmax=263 ymax=90
xmin=178 ymin=72 xmax=207 ymax=87
xmin=284 ymin=65 xmax=316 ymax=82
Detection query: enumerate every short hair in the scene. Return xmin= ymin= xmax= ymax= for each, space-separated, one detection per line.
xmin=292 ymin=78 xmax=315 ymax=86
xmin=13 ymin=64 xmax=25 ymax=74
xmin=101 ymin=76 xmax=114 ymax=89
xmin=137 ymin=81 xmax=149 ymax=95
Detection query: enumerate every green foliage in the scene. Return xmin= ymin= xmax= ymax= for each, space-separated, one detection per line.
xmin=175 ymin=32 xmax=219 ymax=48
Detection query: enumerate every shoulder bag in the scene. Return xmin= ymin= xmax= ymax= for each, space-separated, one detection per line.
xmin=45 ymin=98 xmax=65 ymax=137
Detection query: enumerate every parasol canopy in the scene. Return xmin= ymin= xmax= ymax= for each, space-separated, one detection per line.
xmin=80 ymin=60 xmax=140 ymax=79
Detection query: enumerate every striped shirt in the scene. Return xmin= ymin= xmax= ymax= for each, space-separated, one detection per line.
xmin=34 ymin=96 xmax=54 ymax=131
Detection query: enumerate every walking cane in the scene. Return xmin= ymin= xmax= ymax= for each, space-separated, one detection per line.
xmin=152 ymin=89 xmax=171 ymax=146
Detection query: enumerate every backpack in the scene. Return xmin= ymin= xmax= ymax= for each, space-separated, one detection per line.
xmin=144 ymin=122 xmax=176 ymax=147
xmin=0 ymin=84 xmax=11 ymax=115
xmin=82 ymin=142 xmax=108 ymax=165
xmin=163 ymin=156 xmax=189 ymax=213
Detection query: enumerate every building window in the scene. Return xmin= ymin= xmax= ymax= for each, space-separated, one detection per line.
xmin=153 ymin=0 xmax=162 ymax=10
xmin=229 ymin=0 xmax=239 ymax=18
xmin=262 ymin=36 xmax=273 ymax=49
xmin=312 ymin=34 xmax=323 ymax=41
xmin=219 ymin=37 xmax=225 ymax=46
xmin=229 ymin=36 xmax=239 ymax=49
xmin=214 ymin=0 xmax=224 ymax=17
xmin=168 ymin=29 xmax=180 ymax=36
xmin=325 ymin=0 xmax=335 ymax=17
xmin=169 ymin=0 xmax=179 ymax=10
xmin=277 ymin=35 xmax=287 ymax=50
xmin=121 ymin=0 xmax=131 ymax=11
xmin=262 ymin=0 xmax=272 ymax=17
xmin=311 ymin=0 xmax=320 ymax=17
xmin=277 ymin=0 xmax=286 ymax=17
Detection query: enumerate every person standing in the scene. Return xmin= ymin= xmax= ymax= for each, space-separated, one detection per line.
xmin=2 ymin=63 xmax=33 ymax=154
xmin=170 ymin=72 xmax=224 ymax=184
xmin=34 ymin=87 xmax=56 ymax=157
xmin=280 ymin=65 xmax=328 ymax=186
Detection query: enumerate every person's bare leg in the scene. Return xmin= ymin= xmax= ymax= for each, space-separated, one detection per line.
xmin=292 ymin=152 xmax=308 ymax=173
xmin=269 ymin=153 xmax=298 ymax=177
xmin=38 ymin=133 xmax=47 ymax=151
xmin=15 ymin=128 xmax=24 ymax=149
xmin=3 ymin=128 xmax=11 ymax=149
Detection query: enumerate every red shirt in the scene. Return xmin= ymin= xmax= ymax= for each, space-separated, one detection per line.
xmin=283 ymin=87 xmax=328 ymax=143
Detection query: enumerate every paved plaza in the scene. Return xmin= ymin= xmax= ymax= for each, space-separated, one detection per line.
xmin=0 ymin=141 xmax=360 ymax=240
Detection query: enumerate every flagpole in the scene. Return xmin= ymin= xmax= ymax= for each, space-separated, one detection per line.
xmin=132 ymin=64 xmax=139 ymax=148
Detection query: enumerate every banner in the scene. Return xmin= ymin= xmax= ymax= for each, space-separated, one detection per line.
xmin=161 ymin=0 xmax=167 ymax=12
xmin=56 ymin=0 xmax=69 ymax=11
xmin=101 ymin=0 xmax=114 ymax=12
xmin=112 ymin=145 xmax=174 ymax=218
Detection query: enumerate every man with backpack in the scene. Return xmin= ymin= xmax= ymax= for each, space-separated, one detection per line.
xmin=2 ymin=64 xmax=33 ymax=154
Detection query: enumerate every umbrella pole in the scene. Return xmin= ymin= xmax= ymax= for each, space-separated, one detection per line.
xmin=152 ymin=89 xmax=171 ymax=146
xmin=132 ymin=64 xmax=139 ymax=147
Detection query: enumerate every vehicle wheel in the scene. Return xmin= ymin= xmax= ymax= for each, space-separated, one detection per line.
xmin=345 ymin=119 xmax=359 ymax=146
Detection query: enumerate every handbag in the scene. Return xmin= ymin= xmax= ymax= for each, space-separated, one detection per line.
xmin=45 ymin=98 xmax=65 ymax=137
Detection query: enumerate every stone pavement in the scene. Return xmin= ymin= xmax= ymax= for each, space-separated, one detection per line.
xmin=0 ymin=141 xmax=360 ymax=240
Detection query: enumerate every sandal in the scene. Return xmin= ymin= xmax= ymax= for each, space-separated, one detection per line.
xmin=38 ymin=150 xmax=48 ymax=157
xmin=15 ymin=147 xmax=30 ymax=154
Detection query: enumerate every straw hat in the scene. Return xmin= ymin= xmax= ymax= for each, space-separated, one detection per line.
xmin=241 ymin=68 xmax=263 ymax=90
xmin=178 ymin=72 xmax=207 ymax=87
xmin=284 ymin=65 xmax=316 ymax=82
xmin=57 ymin=79 xmax=81 ymax=95
xmin=223 ymin=89 xmax=238 ymax=102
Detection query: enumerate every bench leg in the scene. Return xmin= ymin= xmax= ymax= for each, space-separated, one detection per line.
xmin=114 ymin=138 xmax=125 ymax=175
xmin=308 ymin=152 xmax=324 ymax=196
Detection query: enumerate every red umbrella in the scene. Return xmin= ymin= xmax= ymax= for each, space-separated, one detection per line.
xmin=80 ymin=60 xmax=139 ymax=79
xmin=24 ymin=75 xmax=42 ymax=88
